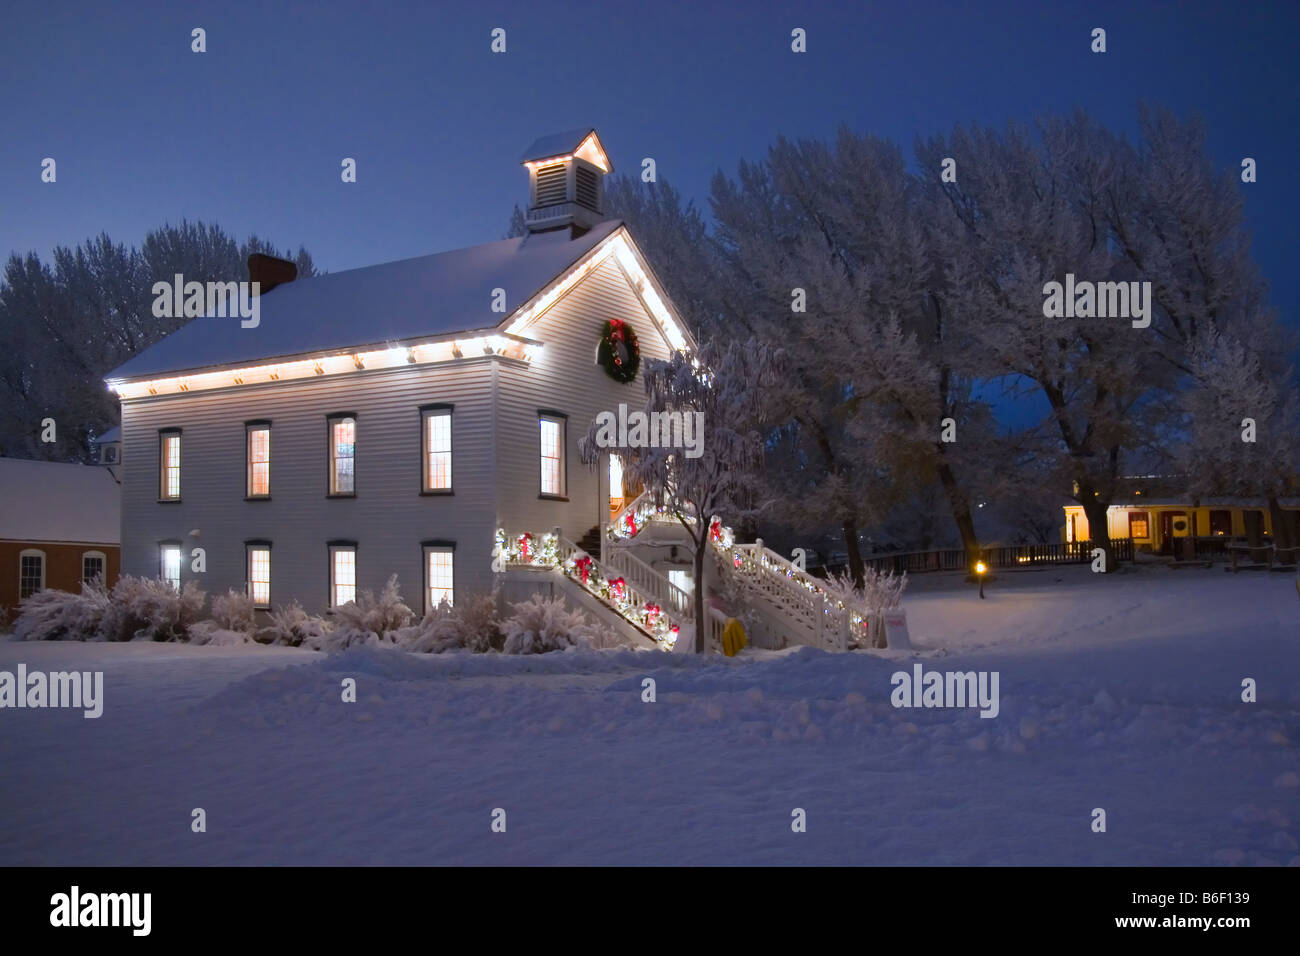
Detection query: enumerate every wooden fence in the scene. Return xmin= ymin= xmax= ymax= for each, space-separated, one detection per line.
xmin=816 ymin=539 xmax=1135 ymax=577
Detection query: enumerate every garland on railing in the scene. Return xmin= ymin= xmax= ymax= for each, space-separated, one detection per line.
xmin=496 ymin=528 xmax=561 ymax=569
xmin=606 ymin=494 xmax=669 ymax=542
xmin=496 ymin=528 xmax=680 ymax=650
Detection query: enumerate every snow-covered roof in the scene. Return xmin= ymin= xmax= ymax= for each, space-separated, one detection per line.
xmin=96 ymin=426 xmax=121 ymax=443
xmin=520 ymin=128 xmax=597 ymax=164
xmin=107 ymin=219 xmax=623 ymax=381
xmin=0 ymin=458 xmax=119 ymax=545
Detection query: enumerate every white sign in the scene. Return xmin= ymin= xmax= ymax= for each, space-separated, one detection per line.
xmin=883 ymin=609 xmax=912 ymax=650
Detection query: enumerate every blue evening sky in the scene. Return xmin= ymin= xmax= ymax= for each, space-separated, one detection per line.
xmin=2 ymin=0 xmax=1296 ymax=371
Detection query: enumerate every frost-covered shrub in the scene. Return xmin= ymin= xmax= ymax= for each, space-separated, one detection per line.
xmin=823 ymin=567 xmax=907 ymax=611
xmin=265 ymin=600 xmax=331 ymax=648
xmin=399 ymin=593 xmax=503 ymax=654
xmin=188 ymin=620 xmax=256 ymax=646
xmin=100 ymin=575 xmax=206 ymax=642
xmin=13 ymin=582 xmax=111 ymax=641
xmin=334 ymin=575 xmax=413 ymax=635
xmin=306 ymin=623 xmax=385 ymax=653
xmin=501 ymin=593 xmax=603 ymax=654
xmin=576 ymin=623 xmax=636 ymax=650
xmin=210 ymin=589 xmax=256 ymax=633
xmin=311 ymin=575 xmax=413 ymax=652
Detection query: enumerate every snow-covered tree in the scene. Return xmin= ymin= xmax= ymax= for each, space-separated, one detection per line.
xmin=581 ymin=340 xmax=783 ymax=652
xmin=710 ymin=132 xmax=994 ymax=578
xmin=0 ymin=221 xmax=316 ymax=461
xmin=922 ymin=107 xmax=1296 ymax=569
xmin=1178 ymin=333 xmax=1300 ymax=555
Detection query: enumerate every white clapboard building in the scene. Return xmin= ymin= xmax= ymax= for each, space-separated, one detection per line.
xmin=107 ymin=129 xmax=876 ymax=651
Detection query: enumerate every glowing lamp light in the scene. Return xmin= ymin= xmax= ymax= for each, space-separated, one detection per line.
xmin=975 ymin=560 xmax=987 ymax=599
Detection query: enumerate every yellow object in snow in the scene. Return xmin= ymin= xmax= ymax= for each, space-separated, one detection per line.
xmin=722 ymin=617 xmax=747 ymax=657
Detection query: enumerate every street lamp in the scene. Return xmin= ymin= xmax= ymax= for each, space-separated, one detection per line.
xmin=975 ymin=560 xmax=987 ymax=599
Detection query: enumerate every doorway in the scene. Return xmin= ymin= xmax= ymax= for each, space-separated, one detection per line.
xmin=608 ymin=453 xmax=625 ymax=522
xmin=1159 ymin=511 xmax=1189 ymax=555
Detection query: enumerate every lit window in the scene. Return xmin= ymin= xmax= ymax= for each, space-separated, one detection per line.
xmin=160 ymin=544 xmax=181 ymax=590
xmin=159 ymin=431 xmax=181 ymax=499
xmin=539 ymin=413 xmax=566 ymax=497
xmin=247 ymin=424 xmax=270 ymax=497
xmin=19 ymin=549 xmax=45 ymax=599
xmin=329 ymin=416 xmax=356 ymax=495
xmin=422 ymin=407 xmax=452 ymax=492
xmin=424 ymin=545 xmax=454 ymax=611
xmin=330 ymin=545 xmax=356 ymax=607
xmin=247 ymin=545 xmax=271 ymax=607
xmin=82 ymin=551 xmax=106 ymax=587
xmin=1128 ymin=511 xmax=1149 ymax=539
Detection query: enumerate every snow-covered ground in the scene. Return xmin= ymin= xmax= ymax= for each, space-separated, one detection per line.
xmin=1 ymin=564 xmax=1297 ymax=865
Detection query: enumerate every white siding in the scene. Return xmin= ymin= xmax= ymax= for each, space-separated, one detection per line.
xmin=121 ymin=360 xmax=497 ymax=614
xmin=494 ymin=254 xmax=674 ymax=540
xmin=118 ymin=244 xmax=686 ymax=615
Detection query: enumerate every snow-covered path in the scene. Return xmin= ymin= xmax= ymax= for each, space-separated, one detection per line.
xmin=2 ymin=566 xmax=1296 ymax=865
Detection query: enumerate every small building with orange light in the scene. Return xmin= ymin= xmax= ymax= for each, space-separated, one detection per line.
xmin=1061 ymin=476 xmax=1298 ymax=556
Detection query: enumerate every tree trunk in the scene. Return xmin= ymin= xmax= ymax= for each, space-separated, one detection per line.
xmin=937 ymin=459 xmax=980 ymax=569
xmin=1244 ymin=509 xmax=1264 ymax=550
xmin=692 ymin=532 xmax=708 ymax=654
xmin=842 ymin=517 xmax=865 ymax=587
xmin=1267 ymin=496 xmax=1297 ymax=565
xmin=1078 ymin=488 xmax=1117 ymax=573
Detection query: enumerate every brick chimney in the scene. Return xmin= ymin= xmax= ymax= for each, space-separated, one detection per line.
xmin=247 ymin=253 xmax=298 ymax=294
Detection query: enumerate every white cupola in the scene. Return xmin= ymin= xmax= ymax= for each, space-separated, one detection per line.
xmin=520 ymin=128 xmax=612 ymax=236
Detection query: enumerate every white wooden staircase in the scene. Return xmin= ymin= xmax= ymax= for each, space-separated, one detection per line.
xmin=497 ymin=492 xmax=883 ymax=653
xmin=602 ymin=493 xmax=878 ymax=651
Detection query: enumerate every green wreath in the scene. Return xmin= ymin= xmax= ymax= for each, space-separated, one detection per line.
xmin=597 ymin=318 xmax=640 ymax=384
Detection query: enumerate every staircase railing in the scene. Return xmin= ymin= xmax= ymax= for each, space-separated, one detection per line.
xmin=496 ymin=527 xmax=687 ymax=651
xmin=605 ymin=489 xmax=676 ymax=545
xmin=506 ymin=504 xmax=894 ymax=652
xmin=602 ymin=546 xmax=694 ymax=619
xmin=711 ymin=535 xmax=870 ymax=651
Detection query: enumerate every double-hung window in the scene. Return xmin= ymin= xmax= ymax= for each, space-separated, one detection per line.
xmin=539 ymin=412 xmax=566 ymax=498
xmin=159 ymin=429 xmax=182 ymax=500
xmin=421 ymin=406 xmax=452 ymax=493
xmin=160 ymin=542 xmax=182 ymax=590
xmin=423 ymin=543 xmax=454 ymax=611
xmin=330 ymin=543 xmax=357 ymax=607
xmin=247 ymin=542 xmax=271 ymax=608
xmin=19 ymin=549 xmax=45 ymax=599
xmin=328 ymin=415 xmax=356 ymax=496
xmin=246 ymin=422 xmax=271 ymax=497
xmin=82 ymin=551 xmax=106 ymax=587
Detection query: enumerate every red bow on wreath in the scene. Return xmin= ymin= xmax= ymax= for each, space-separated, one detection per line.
xmin=608 ymin=319 xmax=627 ymax=364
